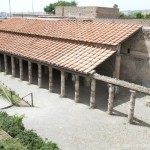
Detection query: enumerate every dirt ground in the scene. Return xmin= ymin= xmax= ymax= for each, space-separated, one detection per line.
xmin=0 ymin=72 xmax=150 ymax=150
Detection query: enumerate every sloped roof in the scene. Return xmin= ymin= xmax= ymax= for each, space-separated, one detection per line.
xmin=0 ymin=18 xmax=142 ymax=46
xmin=0 ymin=32 xmax=116 ymax=74
xmin=0 ymin=18 xmax=142 ymax=74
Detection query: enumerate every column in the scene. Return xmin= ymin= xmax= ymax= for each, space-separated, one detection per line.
xmin=108 ymin=84 xmax=115 ymax=115
xmin=114 ymin=54 xmax=121 ymax=94
xmin=11 ymin=56 xmax=15 ymax=77
xmin=84 ymin=77 xmax=91 ymax=87
xmin=75 ymin=75 xmax=79 ymax=103
xmin=19 ymin=59 xmax=23 ymax=80
xmin=28 ymin=61 xmax=32 ymax=84
xmin=90 ymin=78 xmax=96 ymax=108
xmin=61 ymin=71 xmax=65 ymax=97
xmin=49 ymin=67 xmax=53 ymax=92
xmin=38 ymin=64 xmax=42 ymax=87
xmin=4 ymin=54 xmax=8 ymax=74
xmin=128 ymin=90 xmax=136 ymax=124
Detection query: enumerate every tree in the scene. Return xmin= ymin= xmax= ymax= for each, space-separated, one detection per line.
xmin=133 ymin=12 xmax=144 ymax=19
xmin=113 ymin=4 xmax=118 ymax=9
xmin=44 ymin=1 xmax=78 ymax=14
xmin=119 ymin=12 xmax=126 ymax=18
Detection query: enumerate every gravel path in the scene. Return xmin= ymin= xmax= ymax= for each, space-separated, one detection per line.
xmin=0 ymin=72 xmax=150 ymax=150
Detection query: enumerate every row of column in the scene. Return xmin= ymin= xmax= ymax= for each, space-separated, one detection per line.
xmin=2 ymin=54 xmax=137 ymax=123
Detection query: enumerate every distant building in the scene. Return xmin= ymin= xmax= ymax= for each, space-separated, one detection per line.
xmin=55 ymin=6 xmax=119 ymax=19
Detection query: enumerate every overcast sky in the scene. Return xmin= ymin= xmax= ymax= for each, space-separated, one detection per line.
xmin=0 ymin=0 xmax=150 ymax=13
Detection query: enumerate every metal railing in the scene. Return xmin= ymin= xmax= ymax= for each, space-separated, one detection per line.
xmin=0 ymin=81 xmax=34 ymax=107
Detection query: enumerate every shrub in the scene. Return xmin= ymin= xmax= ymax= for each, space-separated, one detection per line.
xmin=16 ymin=130 xmax=44 ymax=150
xmin=0 ymin=112 xmax=59 ymax=150
xmin=0 ymin=112 xmax=24 ymax=137
xmin=40 ymin=141 xmax=59 ymax=150
xmin=0 ymin=138 xmax=27 ymax=150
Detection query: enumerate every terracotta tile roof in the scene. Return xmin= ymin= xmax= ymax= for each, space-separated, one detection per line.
xmin=0 ymin=18 xmax=142 ymax=46
xmin=0 ymin=32 xmax=116 ymax=74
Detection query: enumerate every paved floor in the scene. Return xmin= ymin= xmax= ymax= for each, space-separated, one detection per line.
xmin=0 ymin=72 xmax=150 ymax=150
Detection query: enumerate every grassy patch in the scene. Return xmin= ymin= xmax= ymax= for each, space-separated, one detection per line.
xmin=0 ymin=86 xmax=20 ymax=106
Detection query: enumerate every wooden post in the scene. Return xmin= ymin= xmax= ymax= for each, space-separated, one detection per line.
xmin=28 ymin=61 xmax=32 ymax=84
xmin=108 ymin=84 xmax=115 ymax=115
xmin=11 ymin=56 xmax=15 ymax=77
xmin=49 ymin=67 xmax=53 ymax=92
xmin=61 ymin=71 xmax=65 ymax=97
xmin=4 ymin=54 xmax=8 ymax=74
xmin=90 ymin=78 xmax=96 ymax=108
xmin=19 ymin=59 xmax=23 ymax=80
xmin=38 ymin=64 xmax=42 ymax=87
xmin=128 ymin=90 xmax=136 ymax=124
xmin=75 ymin=75 xmax=79 ymax=103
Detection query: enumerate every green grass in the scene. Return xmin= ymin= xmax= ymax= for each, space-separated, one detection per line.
xmin=0 ymin=86 xmax=20 ymax=106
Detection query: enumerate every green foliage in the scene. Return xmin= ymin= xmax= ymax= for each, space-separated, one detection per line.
xmin=145 ymin=13 xmax=150 ymax=19
xmin=0 ymin=112 xmax=59 ymax=150
xmin=40 ymin=141 xmax=59 ymax=150
xmin=0 ymin=112 xmax=24 ymax=137
xmin=134 ymin=12 xmax=144 ymax=19
xmin=0 ymin=138 xmax=27 ymax=150
xmin=44 ymin=0 xmax=78 ymax=14
xmin=0 ymin=86 xmax=20 ymax=106
xmin=16 ymin=130 xmax=44 ymax=150
xmin=119 ymin=12 xmax=126 ymax=18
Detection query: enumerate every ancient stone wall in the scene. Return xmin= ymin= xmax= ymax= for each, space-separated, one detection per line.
xmin=55 ymin=6 xmax=119 ymax=18
xmin=120 ymin=28 xmax=150 ymax=87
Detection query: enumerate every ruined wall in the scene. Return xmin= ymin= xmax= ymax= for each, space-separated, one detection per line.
xmin=120 ymin=28 xmax=150 ymax=87
xmin=55 ymin=6 xmax=119 ymax=19
xmin=96 ymin=7 xmax=119 ymax=19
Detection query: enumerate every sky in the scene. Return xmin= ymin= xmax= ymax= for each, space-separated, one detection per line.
xmin=0 ymin=0 xmax=150 ymax=13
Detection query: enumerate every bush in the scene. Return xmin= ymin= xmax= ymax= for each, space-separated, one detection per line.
xmin=0 ymin=112 xmax=59 ymax=150
xmin=0 ymin=138 xmax=27 ymax=150
xmin=0 ymin=112 xmax=24 ymax=137
xmin=16 ymin=130 xmax=44 ymax=150
xmin=40 ymin=141 xmax=59 ymax=150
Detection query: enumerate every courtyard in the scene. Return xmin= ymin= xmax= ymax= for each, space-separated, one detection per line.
xmin=0 ymin=72 xmax=150 ymax=150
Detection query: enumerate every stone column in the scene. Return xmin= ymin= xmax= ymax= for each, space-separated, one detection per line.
xmin=114 ymin=54 xmax=121 ymax=94
xmin=28 ymin=61 xmax=32 ymax=84
xmin=4 ymin=54 xmax=8 ymax=74
xmin=108 ymin=84 xmax=115 ymax=115
xmin=61 ymin=71 xmax=65 ymax=97
xmin=90 ymin=78 xmax=96 ymax=108
xmin=19 ymin=59 xmax=23 ymax=80
xmin=49 ymin=67 xmax=53 ymax=92
xmin=75 ymin=75 xmax=79 ymax=103
xmin=128 ymin=90 xmax=136 ymax=124
xmin=84 ymin=77 xmax=91 ymax=87
xmin=11 ymin=56 xmax=15 ymax=77
xmin=38 ymin=64 xmax=42 ymax=87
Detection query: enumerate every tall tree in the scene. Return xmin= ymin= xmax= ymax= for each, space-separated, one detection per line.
xmin=44 ymin=1 xmax=78 ymax=14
